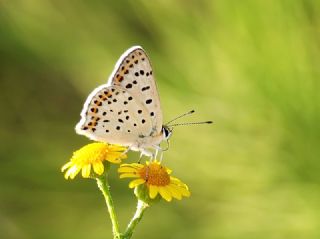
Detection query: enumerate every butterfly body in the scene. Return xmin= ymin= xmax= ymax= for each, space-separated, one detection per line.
xmin=76 ymin=46 xmax=166 ymax=157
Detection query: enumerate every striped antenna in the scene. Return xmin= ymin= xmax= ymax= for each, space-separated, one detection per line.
xmin=165 ymin=110 xmax=195 ymax=126
xmin=168 ymin=121 xmax=213 ymax=127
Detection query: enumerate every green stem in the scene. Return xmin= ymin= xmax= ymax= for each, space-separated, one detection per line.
xmin=96 ymin=177 xmax=121 ymax=239
xmin=122 ymin=200 xmax=149 ymax=239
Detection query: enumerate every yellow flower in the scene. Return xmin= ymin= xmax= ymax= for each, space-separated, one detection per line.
xmin=62 ymin=143 xmax=127 ymax=179
xmin=118 ymin=161 xmax=190 ymax=202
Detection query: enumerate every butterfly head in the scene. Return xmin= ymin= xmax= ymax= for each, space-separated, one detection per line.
xmin=162 ymin=125 xmax=173 ymax=140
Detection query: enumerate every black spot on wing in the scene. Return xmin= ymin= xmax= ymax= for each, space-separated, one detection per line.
xmin=141 ymin=86 xmax=150 ymax=91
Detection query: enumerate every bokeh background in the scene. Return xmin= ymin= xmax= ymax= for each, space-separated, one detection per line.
xmin=1 ymin=1 xmax=320 ymax=238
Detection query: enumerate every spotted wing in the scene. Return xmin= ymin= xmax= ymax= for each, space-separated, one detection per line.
xmin=107 ymin=46 xmax=162 ymax=136
xmin=75 ymin=85 xmax=153 ymax=146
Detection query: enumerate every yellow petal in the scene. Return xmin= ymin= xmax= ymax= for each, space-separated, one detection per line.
xmin=69 ymin=167 xmax=81 ymax=179
xmin=118 ymin=167 xmax=138 ymax=173
xmin=106 ymin=153 xmax=123 ymax=164
xmin=129 ymin=179 xmax=145 ymax=188
xmin=107 ymin=145 xmax=127 ymax=152
xmin=119 ymin=154 xmax=128 ymax=160
xmin=64 ymin=169 xmax=72 ymax=180
xmin=166 ymin=168 xmax=172 ymax=174
xmin=111 ymin=151 xmax=128 ymax=160
xmin=171 ymin=177 xmax=188 ymax=189
xmin=121 ymin=163 xmax=143 ymax=169
xmin=61 ymin=161 xmax=72 ymax=172
xmin=171 ymin=184 xmax=190 ymax=197
xmin=159 ymin=187 xmax=172 ymax=202
xmin=170 ymin=176 xmax=182 ymax=184
xmin=149 ymin=185 xmax=159 ymax=199
xmin=119 ymin=173 xmax=139 ymax=178
xmin=167 ymin=185 xmax=182 ymax=200
xmin=93 ymin=161 xmax=104 ymax=175
xmin=65 ymin=165 xmax=80 ymax=180
xmin=81 ymin=164 xmax=91 ymax=178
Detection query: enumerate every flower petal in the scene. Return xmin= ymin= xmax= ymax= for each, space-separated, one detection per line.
xmin=118 ymin=167 xmax=139 ymax=173
xmin=159 ymin=187 xmax=172 ymax=202
xmin=166 ymin=168 xmax=172 ymax=174
xmin=149 ymin=185 xmax=159 ymax=199
xmin=167 ymin=185 xmax=182 ymax=200
xmin=129 ymin=179 xmax=145 ymax=188
xmin=65 ymin=165 xmax=80 ymax=179
xmin=93 ymin=161 xmax=104 ymax=175
xmin=106 ymin=153 xmax=123 ymax=164
xmin=107 ymin=145 xmax=127 ymax=152
xmin=121 ymin=163 xmax=144 ymax=169
xmin=61 ymin=161 xmax=72 ymax=172
xmin=70 ymin=166 xmax=82 ymax=179
xmin=81 ymin=164 xmax=91 ymax=178
xmin=170 ymin=176 xmax=183 ymax=184
xmin=64 ymin=169 xmax=72 ymax=180
xmin=171 ymin=184 xmax=190 ymax=197
xmin=171 ymin=177 xmax=189 ymax=189
xmin=119 ymin=173 xmax=139 ymax=178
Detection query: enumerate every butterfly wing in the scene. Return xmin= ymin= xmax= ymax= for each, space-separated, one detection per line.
xmin=76 ymin=46 xmax=162 ymax=146
xmin=75 ymin=85 xmax=153 ymax=146
xmin=108 ymin=46 xmax=163 ymax=135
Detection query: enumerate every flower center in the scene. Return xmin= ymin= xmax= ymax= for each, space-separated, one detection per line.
xmin=139 ymin=163 xmax=170 ymax=186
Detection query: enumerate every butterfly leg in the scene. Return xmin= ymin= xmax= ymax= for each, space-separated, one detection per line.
xmin=118 ymin=147 xmax=130 ymax=160
xmin=152 ymin=148 xmax=159 ymax=161
xmin=139 ymin=148 xmax=153 ymax=159
xmin=152 ymin=145 xmax=163 ymax=161
xmin=138 ymin=152 xmax=144 ymax=164
xmin=154 ymin=146 xmax=164 ymax=163
xmin=137 ymin=151 xmax=149 ymax=164
xmin=159 ymin=151 xmax=164 ymax=163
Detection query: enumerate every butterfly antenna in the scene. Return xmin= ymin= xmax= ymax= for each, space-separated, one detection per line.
xmin=169 ymin=121 xmax=213 ymax=127
xmin=165 ymin=110 xmax=195 ymax=125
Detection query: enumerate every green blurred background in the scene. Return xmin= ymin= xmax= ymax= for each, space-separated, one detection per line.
xmin=1 ymin=1 xmax=320 ymax=238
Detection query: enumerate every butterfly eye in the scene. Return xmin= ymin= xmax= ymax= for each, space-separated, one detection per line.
xmin=162 ymin=127 xmax=172 ymax=139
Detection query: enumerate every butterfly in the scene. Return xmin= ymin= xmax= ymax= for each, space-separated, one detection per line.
xmin=76 ymin=46 xmax=212 ymax=159
xmin=75 ymin=46 xmax=170 ymax=158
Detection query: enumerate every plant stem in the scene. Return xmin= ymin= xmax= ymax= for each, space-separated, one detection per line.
xmin=96 ymin=177 xmax=121 ymax=239
xmin=122 ymin=200 xmax=149 ymax=239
